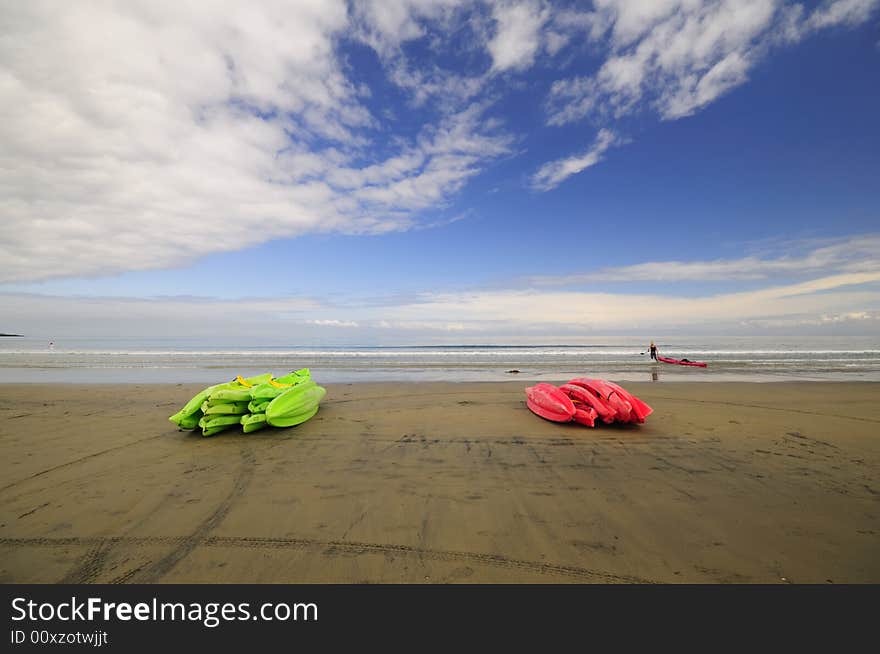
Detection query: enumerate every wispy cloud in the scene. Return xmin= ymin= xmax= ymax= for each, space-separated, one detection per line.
xmin=536 ymin=0 xmax=879 ymax=185
xmin=351 ymin=1 xmax=491 ymax=109
xmin=382 ymin=271 xmax=880 ymax=331
xmin=350 ymin=0 xmax=469 ymax=57
xmin=527 ymin=235 xmax=880 ymax=284
xmin=377 ymin=320 xmax=469 ymax=331
xmin=530 ymin=129 xmax=621 ymax=190
xmin=306 ymin=319 xmax=360 ymax=328
xmin=806 ymin=0 xmax=880 ymax=29
xmin=740 ymin=310 xmax=880 ymax=328
xmin=546 ymin=0 xmax=880 ymax=126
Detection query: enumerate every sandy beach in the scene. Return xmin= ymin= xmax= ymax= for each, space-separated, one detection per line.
xmin=1 ymin=381 xmax=878 ymax=584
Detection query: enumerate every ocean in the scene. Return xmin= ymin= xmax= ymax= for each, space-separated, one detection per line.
xmin=1 ymin=336 xmax=878 ymax=383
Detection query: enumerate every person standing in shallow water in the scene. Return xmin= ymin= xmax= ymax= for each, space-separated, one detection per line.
xmin=648 ymin=341 xmax=658 ymax=361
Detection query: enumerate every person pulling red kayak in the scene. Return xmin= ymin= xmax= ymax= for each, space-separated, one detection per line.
xmin=646 ymin=340 xmax=708 ymax=367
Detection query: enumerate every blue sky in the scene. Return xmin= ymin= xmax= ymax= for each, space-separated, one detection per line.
xmin=2 ymin=1 xmax=879 ymax=343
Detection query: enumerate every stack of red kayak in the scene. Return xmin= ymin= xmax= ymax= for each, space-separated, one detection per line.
xmin=525 ymin=378 xmax=652 ymax=427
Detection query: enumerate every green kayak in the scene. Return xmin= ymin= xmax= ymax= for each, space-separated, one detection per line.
xmin=266 ymin=381 xmax=326 ymax=428
xmin=248 ymin=398 xmax=271 ymax=414
xmin=201 ymin=400 xmax=250 ymax=416
xmin=240 ymin=412 xmax=268 ymax=434
xmin=250 ymin=368 xmax=311 ymax=401
xmin=198 ymin=413 xmax=244 ymax=437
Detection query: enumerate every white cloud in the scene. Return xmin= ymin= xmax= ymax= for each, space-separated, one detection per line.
xmin=350 ymin=0 xmax=490 ymax=109
xmin=546 ymin=0 xmax=880 ymax=125
xmin=382 ymin=271 xmax=880 ymax=330
xmin=544 ymin=30 xmax=570 ymax=55
xmin=350 ymin=103 xmax=513 ymax=211
xmin=351 ymin=0 xmax=467 ymax=55
xmin=487 ymin=1 xmax=549 ymax=72
xmin=806 ymin=0 xmax=880 ymax=30
xmin=527 ymin=235 xmax=880 ymax=284
xmin=661 ymin=49 xmax=752 ymax=120
xmin=740 ymin=310 xmax=880 ymax=328
xmin=0 ymin=1 xmax=511 ymax=284
xmin=377 ymin=320 xmax=469 ymax=331
xmin=530 ymin=129 xmax=620 ymax=190
xmin=546 ymin=0 xmax=778 ymax=124
xmin=385 ymin=60 xmax=488 ymax=108
xmin=307 ymin=319 xmax=360 ymax=327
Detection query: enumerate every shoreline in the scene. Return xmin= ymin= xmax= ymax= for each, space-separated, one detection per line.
xmin=2 ymin=376 xmax=880 ymax=386
xmin=2 ymin=381 xmax=878 ymax=583
xmin=2 ymin=371 xmax=879 ymax=384
xmin=2 ymin=378 xmax=880 ymax=385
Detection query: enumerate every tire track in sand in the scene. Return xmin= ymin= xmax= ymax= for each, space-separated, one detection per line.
xmin=49 ymin=444 xmax=255 ymax=584
xmin=124 ymin=446 xmax=255 ymax=583
xmin=0 ymin=534 xmax=655 ymax=584
xmin=0 ymin=433 xmax=170 ymax=495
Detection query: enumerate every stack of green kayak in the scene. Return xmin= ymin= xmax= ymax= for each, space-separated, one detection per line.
xmin=168 ymin=369 xmax=325 ymax=437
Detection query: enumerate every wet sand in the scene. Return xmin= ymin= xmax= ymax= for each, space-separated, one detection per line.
xmin=0 ymin=382 xmax=878 ymax=583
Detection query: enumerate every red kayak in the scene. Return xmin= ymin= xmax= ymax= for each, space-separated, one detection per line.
xmin=525 ymin=383 xmax=596 ymax=426
xmin=596 ymin=380 xmax=654 ymax=423
xmin=657 ymin=356 xmax=707 ymax=368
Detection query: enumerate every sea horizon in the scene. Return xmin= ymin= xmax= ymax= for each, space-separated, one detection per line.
xmin=2 ymin=335 xmax=877 ymax=384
